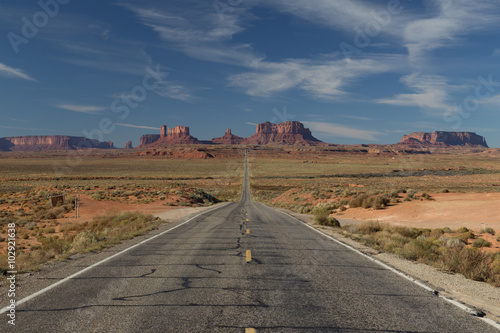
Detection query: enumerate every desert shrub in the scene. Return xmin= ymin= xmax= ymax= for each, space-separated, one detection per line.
xmin=456 ymin=226 xmax=469 ymax=233
xmin=421 ymin=193 xmax=432 ymax=200
xmin=315 ymin=215 xmax=340 ymax=227
xmin=479 ymin=227 xmax=495 ymax=235
xmin=442 ymin=227 xmax=452 ymax=233
xmin=430 ymin=228 xmax=444 ymax=237
xmin=455 ymin=231 xmax=475 ymax=243
xmin=349 ymin=194 xmax=369 ymax=208
xmin=313 ymin=205 xmax=340 ymax=227
xmin=439 ymin=236 xmax=465 ymax=248
xmin=71 ymin=230 xmax=100 ymax=252
xmin=400 ymin=237 xmax=440 ymax=262
xmin=472 ymin=238 xmax=492 ymax=248
xmin=350 ymin=194 xmax=389 ymax=209
xmin=357 ymin=221 xmax=382 ymax=234
xmin=441 ymin=247 xmax=495 ymax=282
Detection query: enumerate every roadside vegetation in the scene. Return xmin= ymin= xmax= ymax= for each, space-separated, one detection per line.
xmin=0 ymin=212 xmax=164 ymax=273
xmin=329 ymin=221 xmax=500 ymax=287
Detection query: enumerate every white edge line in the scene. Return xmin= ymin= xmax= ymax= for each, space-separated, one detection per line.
xmin=0 ymin=202 xmax=231 ymax=315
xmin=276 ymin=209 xmax=500 ymax=330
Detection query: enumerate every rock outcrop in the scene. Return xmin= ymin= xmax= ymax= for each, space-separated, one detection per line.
xmin=124 ymin=141 xmax=134 ymax=149
xmin=243 ymin=121 xmax=325 ymax=146
xmin=139 ymin=134 xmax=161 ymax=147
xmin=0 ymin=136 xmax=115 ymax=151
xmin=140 ymin=125 xmax=201 ymax=147
xmin=400 ymin=131 xmax=488 ymax=147
xmin=211 ymin=128 xmax=245 ymax=145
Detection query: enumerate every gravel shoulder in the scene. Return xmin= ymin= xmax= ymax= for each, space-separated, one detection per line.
xmin=277 ymin=208 xmax=500 ymax=323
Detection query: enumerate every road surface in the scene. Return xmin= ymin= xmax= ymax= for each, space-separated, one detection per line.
xmin=3 ymin=151 xmax=497 ymax=332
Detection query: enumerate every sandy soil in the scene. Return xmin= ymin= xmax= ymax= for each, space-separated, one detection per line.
xmin=62 ymin=194 xmax=183 ymax=223
xmin=338 ymin=192 xmax=500 ymax=231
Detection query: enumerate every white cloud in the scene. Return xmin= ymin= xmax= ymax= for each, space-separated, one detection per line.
xmin=229 ymin=55 xmax=403 ymax=100
xmin=262 ymin=0 xmax=402 ymax=35
xmin=55 ymin=104 xmax=107 ymax=114
xmin=404 ymin=0 xmax=500 ymax=66
xmin=376 ymin=72 xmax=450 ymax=111
xmin=302 ymin=121 xmax=382 ymax=141
xmin=0 ymin=63 xmax=36 ymax=81
xmin=154 ymin=82 xmax=196 ymax=102
xmin=115 ymin=123 xmax=160 ymax=130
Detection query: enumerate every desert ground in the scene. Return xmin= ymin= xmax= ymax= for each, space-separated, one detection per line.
xmin=1 ymin=145 xmax=499 ymax=273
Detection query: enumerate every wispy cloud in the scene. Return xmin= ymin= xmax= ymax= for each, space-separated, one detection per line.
xmin=404 ymin=0 xmax=500 ymax=66
xmin=375 ymin=72 xmax=450 ymax=112
xmin=55 ymin=104 xmax=107 ymax=114
xmin=302 ymin=121 xmax=383 ymax=141
xmin=339 ymin=115 xmax=373 ymax=121
xmin=229 ymin=55 xmax=404 ymax=100
xmin=0 ymin=63 xmax=36 ymax=81
xmin=262 ymin=0 xmax=404 ymax=36
xmin=154 ymin=82 xmax=197 ymax=102
xmin=115 ymin=123 xmax=160 ymax=130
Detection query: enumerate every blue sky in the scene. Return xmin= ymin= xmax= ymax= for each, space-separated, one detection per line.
xmin=1 ymin=0 xmax=500 ymax=147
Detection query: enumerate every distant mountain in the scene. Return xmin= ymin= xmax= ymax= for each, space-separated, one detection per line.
xmin=0 ymin=136 xmax=114 ymax=151
xmin=399 ymin=131 xmax=488 ymax=148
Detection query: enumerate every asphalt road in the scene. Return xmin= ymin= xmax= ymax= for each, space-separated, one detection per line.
xmin=3 ymin=151 xmax=497 ymax=332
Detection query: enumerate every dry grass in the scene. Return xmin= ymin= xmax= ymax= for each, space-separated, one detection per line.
xmin=340 ymin=222 xmax=500 ymax=286
xmin=0 ymin=212 xmax=164 ymax=273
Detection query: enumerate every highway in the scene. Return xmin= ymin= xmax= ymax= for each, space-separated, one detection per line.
xmin=3 ymin=150 xmax=497 ymax=332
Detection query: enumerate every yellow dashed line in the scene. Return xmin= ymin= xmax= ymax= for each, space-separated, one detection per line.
xmin=245 ymin=329 xmax=256 ymax=333
xmin=246 ymin=218 xmax=249 ymax=222
xmin=246 ymin=229 xmax=250 ymax=234
xmin=246 ymin=250 xmax=252 ymax=262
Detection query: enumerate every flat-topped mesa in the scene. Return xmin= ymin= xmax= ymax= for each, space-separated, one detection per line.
xmin=139 ymin=134 xmax=160 ymax=147
xmin=211 ymin=128 xmax=245 ymax=145
xmin=140 ymin=125 xmax=201 ymax=147
xmin=124 ymin=141 xmax=134 ymax=149
xmin=243 ymin=121 xmax=325 ymax=146
xmin=0 ymin=135 xmax=114 ymax=151
xmin=400 ymin=131 xmax=488 ymax=148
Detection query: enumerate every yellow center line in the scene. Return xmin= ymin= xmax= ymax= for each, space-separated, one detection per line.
xmin=246 ymin=250 xmax=252 ymax=262
xmin=246 ymin=218 xmax=249 ymax=222
xmin=245 ymin=329 xmax=256 ymax=333
xmin=246 ymin=229 xmax=250 ymax=234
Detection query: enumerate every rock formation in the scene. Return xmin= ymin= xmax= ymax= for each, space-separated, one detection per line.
xmin=139 ymin=134 xmax=161 ymax=147
xmin=139 ymin=125 xmax=201 ymax=147
xmin=211 ymin=128 xmax=245 ymax=145
xmin=0 ymin=136 xmax=115 ymax=151
xmin=124 ymin=141 xmax=134 ymax=149
xmin=400 ymin=131 xmax=488 ymax=148
xmin=243 ymin=121 xmax=325 ymax=146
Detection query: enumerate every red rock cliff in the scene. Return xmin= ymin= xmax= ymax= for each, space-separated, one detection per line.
xmin=400 ymin=131 xmax=488 ymax=147
xmin=0 ymin=136 xmax=114 ymax=151
xmin=243 ymin=121 xmax=325 ymax=146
